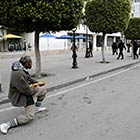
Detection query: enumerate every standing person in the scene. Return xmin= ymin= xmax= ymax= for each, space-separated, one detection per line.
xmin=117 ymin=40 xmax=126 ymax=60
xmin=126 ymin=43 xmax=131 ymax=53
xmin=131 ymin=40 xmax=139 ymax=59
xmin=112 ymin=42 xmax=118 ymax=55
xmin=88 ymin=41 xmax=93 ymax=57
xmin=0 ymin=55 xmax=47 ymax=134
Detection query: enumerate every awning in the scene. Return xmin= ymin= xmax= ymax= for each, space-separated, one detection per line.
xmin=75 ymin=35 xmax=86 ymax=39
xmin=3 ymin=34 xmax=23 ymax=39
xmin=56 ymin=35 xmax=73 ymax=39
xmin=39 ymin=33 xmax=56 ymax=38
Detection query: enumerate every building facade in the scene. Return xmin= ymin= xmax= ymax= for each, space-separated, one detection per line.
xmin=131 ymin=0 xmax=140 ymax=17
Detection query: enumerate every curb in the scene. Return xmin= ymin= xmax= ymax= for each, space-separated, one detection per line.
xmin=0 ymin=61 xmax=140 ymax=105
xmin=47 ymin=61 xmax=140 ymax=92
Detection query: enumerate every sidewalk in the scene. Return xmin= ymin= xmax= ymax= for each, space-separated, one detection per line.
xmin=0 ymin=49 xmax=139 ymax=104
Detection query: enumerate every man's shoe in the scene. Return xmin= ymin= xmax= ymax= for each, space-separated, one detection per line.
xmin=0 ymin=123 xmax=9 ymax=134
xmin=35 ymin=107 xmax=47 ymax=113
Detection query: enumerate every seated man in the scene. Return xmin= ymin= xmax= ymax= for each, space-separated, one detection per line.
xmin=0 ymin=55 xmax=47 ymax=134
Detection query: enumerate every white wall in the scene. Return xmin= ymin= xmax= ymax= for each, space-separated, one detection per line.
xmin=39 ymin=37 xmax=67 ymax=50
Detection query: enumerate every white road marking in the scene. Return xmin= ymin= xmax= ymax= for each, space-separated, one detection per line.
xmin=0 ymin=64 xmax=139 ymax=113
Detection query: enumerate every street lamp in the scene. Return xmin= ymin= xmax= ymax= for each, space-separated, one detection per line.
xmin=71 ymin=28 xmax=78 ymax=69
xmin=82 ymin=16 xmax=89 ymax=58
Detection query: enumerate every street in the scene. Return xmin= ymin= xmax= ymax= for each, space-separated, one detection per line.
xmin=0 ymin=63 xmax=140 ymax=140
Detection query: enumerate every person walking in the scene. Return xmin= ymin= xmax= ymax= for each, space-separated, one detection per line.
xmin=0 ymin=55 xmax=47 ymax=134
xmin=117 ymin=40 xmax=126 ymax=60
xmin=131 ymin=40 xmax=139 ymax=59
xmin=112 ymin=42 xmax=118 ymax=55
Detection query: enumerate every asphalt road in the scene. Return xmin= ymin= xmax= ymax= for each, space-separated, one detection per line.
xmin=0 ymin=63 xmax=140 ymax=140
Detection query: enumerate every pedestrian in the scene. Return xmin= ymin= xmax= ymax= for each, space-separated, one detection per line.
xmin=126 ymin=43 xmax=131 ymax=53
xmin=112 ymin=42 xmax=118 ymax=55
xmin=117 ymin=40 xmax=126 ymax=60
xmin=131 ymin=40 xmax=139 ymax=59
xmin=88 ymin=41 xmax=93 ymax=57
xmin=0 ymin=55 xmax=47 ymax=134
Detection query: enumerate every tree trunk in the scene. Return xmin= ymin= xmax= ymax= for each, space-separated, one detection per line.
xmin=34 ymin=31 xmax=41 ymax=78
xmin=101 ymin=33 xmax=106 ymax=63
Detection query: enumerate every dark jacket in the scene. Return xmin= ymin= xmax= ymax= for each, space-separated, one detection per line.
xmin=8 ymin=61 xmax=37 ymax=107
xmin=118 ymin=41 xmax=126 ymax=51
xmin=112 ymin=42 xmax=117 ymax=49
xmin=133 ymin=41 xmax=138 ymax=50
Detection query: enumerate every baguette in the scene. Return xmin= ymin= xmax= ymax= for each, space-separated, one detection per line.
xmin=30 ymin=81 xmax=47 ymax=88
